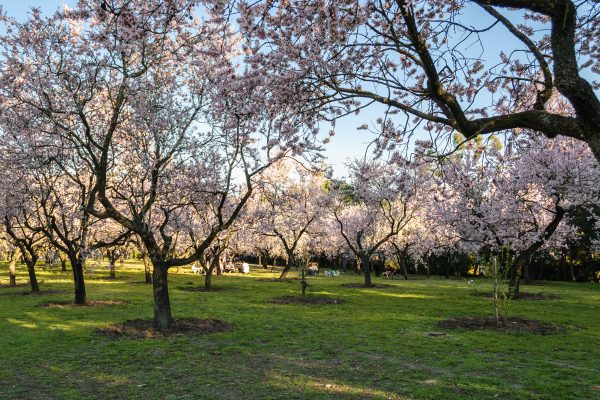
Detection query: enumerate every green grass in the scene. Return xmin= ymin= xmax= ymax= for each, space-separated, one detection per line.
xmin=0 ymin=261 xmax=599 ymax=399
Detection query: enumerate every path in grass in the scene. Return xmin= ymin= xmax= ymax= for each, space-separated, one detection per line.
xmin=0 ymin=261 xmax=598 ymax=399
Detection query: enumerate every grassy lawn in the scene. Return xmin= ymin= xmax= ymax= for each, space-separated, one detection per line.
xmin=0 ymin=261 xmax=599 ymax=400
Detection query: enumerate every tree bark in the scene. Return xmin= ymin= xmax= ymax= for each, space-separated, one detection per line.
xmin=569 ymin=258 xmax=576 ymax=282
xmin=300 ymin=262 xmax=308 ymax=296
xmin=70 ymin=256 xmax=86 ymax=304
xmin=109 ymin=259 xmax=116 ymax=279
xmin=279 ymin=254 xmax=295 ymax=279
xmin=8 ymin=258 xmax=16 ymax=287
xmin=152 ymin=263 xmax=173 ymax=330
xmin=360 ymin=254 xmax=373 ymax=287
xmin=524 ymin=261 xmax=533 ymax=285
xmin=26 ymin=259 xmax=39 ymax=293
xmin=204 ymin=269 xmax=212 ymax=291
xmin=143 ymin=254 xmax=152 ymax=283
xmin=509 ymin=256 xmax=524 ymax=299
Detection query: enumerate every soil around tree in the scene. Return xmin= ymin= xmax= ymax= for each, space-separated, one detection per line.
xmin=176 ymin=285 xmax=227 ymax=292
xmin=39 ymin=300 xmax=127 ymax=308
xmin=341 ymin=283 xmax=394 ymax=289
xmin=437 ymin=316 xmax=562 ymax=335
xmin=269 ymin=295 xmax=345 ymax=305
xmin=95 ymin=318 xmax=233 ymax=339
xmin=471 ymin=291 xmax=559 ymax=300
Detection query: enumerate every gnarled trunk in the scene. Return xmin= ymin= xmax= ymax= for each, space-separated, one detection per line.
xmin=152 ymin=263 xmax=173 ymax=330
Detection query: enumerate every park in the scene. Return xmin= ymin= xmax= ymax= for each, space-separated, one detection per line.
xmin=0 ymin=0 xmax=599 ymax=399
xmin=1 ymin=260 xmax=599 ymax=399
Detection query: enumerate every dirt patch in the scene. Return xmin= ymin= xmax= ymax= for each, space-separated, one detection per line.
xmin=341 ymin=283 xmax=394 ymax=289
xmin=176 ymin=285 xmax=226 ymax=292
xmin=437 ymin=316 xmax=562 ymax=335
xmin=0 ymin=289 xmax=68 ymax=296
xmin=269 ymin=295 xmax=345 ymax=305
xmin=39 ymin=300 xmax=127 ymax=308
xmin=471 ymin=291 xmax=559 ymax=300
xmin=95 ymin=318 xmax=233 ymax=339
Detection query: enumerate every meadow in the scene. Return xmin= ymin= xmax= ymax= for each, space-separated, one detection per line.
xmin=0 ymin=261 xmax=599 ymax=400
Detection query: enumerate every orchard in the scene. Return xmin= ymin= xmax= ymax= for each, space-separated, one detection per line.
xmin=0 ymin=1 xmax=598 ymax=399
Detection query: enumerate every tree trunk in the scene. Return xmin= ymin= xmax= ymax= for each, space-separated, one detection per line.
xmin=426 ymin=255 xmax=432 ymax=279
xmin=143 ymin=254 xmax=152 ymax=283
xmin=109 ymin=259 xmax=116 ymax=279
xmin=524 ymin=258 xmax=533 ymax=285
xmin=279 ymin=254 xmax=294 ymax=279
xmin=262 ymin=255 xmax=268 ymax=269
xmin=61 ymin=259 xmax=67 ymax=272
xmin=400 ymin=261 xmax=409 ymax=280
xmin=8 ymin=259 xmax=16 ymax=287
xmin=509 ymin=257 xmax=524 ymax=299
xmin=216 ymin=256 xmax=223 ymax=276
xmin=569 ymin=258 xmax=576 ymax=282
xmin=360 ymin=254 xmax=373 ymax=287
xmin=70 ymin=256 xmax=86 ymax=304
xmin=492 ymin=257 xmax=501 ymax=325
xmin=26 ymin=260 xmax=39 ymax=293
xmin=152 ymin=263 xmax=173 ymax=330
xmin=204 ymin=270 xmax=212 ymax=291
xmin=300 ymin=262 xmax=308 ymax=296
xmin=271 ymin=257 xmax=277 ymax=271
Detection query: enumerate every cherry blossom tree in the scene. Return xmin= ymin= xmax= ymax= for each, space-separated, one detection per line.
xmin=252 ymin=159 xmax=328 ymax=279
xmin=0 ymin=1 xmax=321 ymax=329
xmin=329 ymin=158 xmax=419 ymax=287
xmin=237 ymin=0 xmax=600 ymax=161
xmin=433 ymin=133 xmax=600 ymax=297
xmin=0 ymin=167 xmax=44 ymax=293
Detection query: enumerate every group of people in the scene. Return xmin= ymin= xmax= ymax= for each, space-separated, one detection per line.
xmin=191 ymin=257 xmax=250 ymax=275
